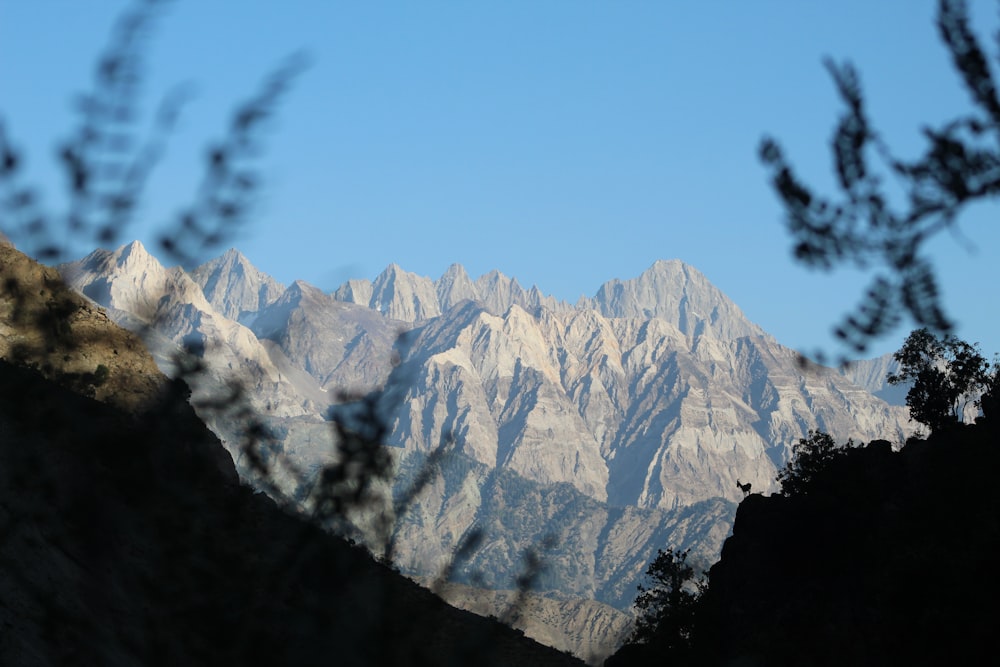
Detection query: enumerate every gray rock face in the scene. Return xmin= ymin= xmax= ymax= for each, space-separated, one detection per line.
xmin=190 ymin=248 xmax=285 ymax=324
xmin=370 ymin=264 xmax=442 ymax=322
xmin=389 ymin=448 xmax=736 ymax=613
xmin=383 ymin=294 xmax=909 ymax=512
xmin=57 ymin=244 xmax=915 ymax=639
xmin=252 ymin=280 xmax=399 ymax=393
xmin=386 ymin=301 xmax=609 ymax=501
xmin=333 ymin=264 xmax=444 ymax=322
xmin=333 ymin=264 xmax=565 ymax=320
xmin=331 ymin=278 xmax=374 ymax=307
xmin=472 ymin=269 xmax=565 ymax=315
xmin=585 ymin=259 xmax=767 ymax=341
xmin=838 ymin=352 xmax=908 ymax=405
xmin=436 ymin=263 xmax=478 ymax=311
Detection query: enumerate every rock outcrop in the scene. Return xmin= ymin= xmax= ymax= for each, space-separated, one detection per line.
xmin=1 ymin=240 xmax=163 ymax=413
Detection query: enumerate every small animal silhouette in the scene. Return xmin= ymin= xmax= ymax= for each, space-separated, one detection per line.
xmin=737 ymin=480 xmax=752 ymax=497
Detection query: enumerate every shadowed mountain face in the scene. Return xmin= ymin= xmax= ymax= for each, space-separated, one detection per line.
xmin=0 ymin=243 xmax=585 ymax=667
xmin=56 ymin=242 xmax=913 ymax=658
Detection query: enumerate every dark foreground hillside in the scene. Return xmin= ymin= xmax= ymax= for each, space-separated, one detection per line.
xmin=0 ymin=245 xmax=581 ymax=666
xmin=0 ymin=364 xmax=589 ymax=666
xmin=613 ymin=420 xmax=999 ymax=666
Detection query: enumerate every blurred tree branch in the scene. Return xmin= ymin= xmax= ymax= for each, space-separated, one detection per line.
xmin=761 ymin=0 xmax=1000 ymax=358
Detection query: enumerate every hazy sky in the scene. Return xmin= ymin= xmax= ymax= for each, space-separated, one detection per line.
xmin=2 ymin=1 xmax=999 ymax=360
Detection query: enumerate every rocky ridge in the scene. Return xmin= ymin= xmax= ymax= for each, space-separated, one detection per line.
xmin=334 ymin=262 xmax=568 ymax=321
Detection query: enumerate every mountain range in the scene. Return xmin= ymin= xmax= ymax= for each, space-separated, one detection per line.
xmin=57 ymin=241 xmax=914 ymax=660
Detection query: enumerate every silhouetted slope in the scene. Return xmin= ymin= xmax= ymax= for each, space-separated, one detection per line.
xmin=695 ymin=425 xmax=1000 ymax=666
xmin=0 ymin=362 xmax=584 ymax=666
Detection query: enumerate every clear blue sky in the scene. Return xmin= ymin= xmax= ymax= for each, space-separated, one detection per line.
xmin=2 ymin=1 xmax=999 ymax=360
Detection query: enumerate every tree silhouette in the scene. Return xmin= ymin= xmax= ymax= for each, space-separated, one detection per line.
xmin=777 ymin=430 xmax=854 ymax=496
xmin=888 ymin=327 xmax=993 ymax=432
xmin=761 ymin=0 xmax=1000 ymax=357
xmin=628 ymin=547 xmax=706 ymax=658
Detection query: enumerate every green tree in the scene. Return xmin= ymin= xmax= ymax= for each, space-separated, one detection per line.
xmin=629 ymin=547 xmax=706 ymax=657
xmin=888 ymin=327 xmax=992 ymax=432
xmin=92 ymin=363 xmax=110 ymax=387
xmin=760 ymin=0 xmax=1000 ymax=356
xmin=777 ymin=430 xmax=853 ymax=496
